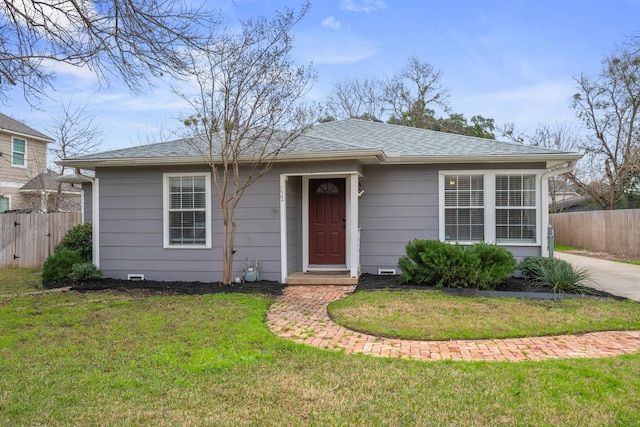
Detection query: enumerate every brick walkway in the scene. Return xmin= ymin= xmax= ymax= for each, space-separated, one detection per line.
xmin=266 ymin=285 xmax=640 ymax=362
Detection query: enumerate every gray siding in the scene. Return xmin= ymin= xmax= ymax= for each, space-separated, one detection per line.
xmin=357 ymin=162 xmax=548 ymax=274
xmin=94 ymin=160 xmax=548 ymax=282
xmin=82 ymin=182 xmax=92 ymax=224
xmin=359 ymin=164 xmax=439 ymax=274
xmin=96 ymin=166 xmax=282 ymax=282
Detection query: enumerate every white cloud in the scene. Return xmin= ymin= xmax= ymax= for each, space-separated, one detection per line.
xmin=322 ymin=16 xmax=341 ymax=30
xmin=309 ymin=40 xmax=377 ymax=64
xmin=340 ymin=0 xmax=387 ymax=13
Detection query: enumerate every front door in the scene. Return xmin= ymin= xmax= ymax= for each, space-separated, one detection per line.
xmin=309 ymin=178 xmax=346 ymax=265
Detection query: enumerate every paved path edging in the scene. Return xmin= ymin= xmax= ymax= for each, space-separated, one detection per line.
xmin=266 ymin=285 xmax=640 ymax=362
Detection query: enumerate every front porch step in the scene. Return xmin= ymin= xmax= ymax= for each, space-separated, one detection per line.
xmin=285 ymin=271 xmax=359 ymax=285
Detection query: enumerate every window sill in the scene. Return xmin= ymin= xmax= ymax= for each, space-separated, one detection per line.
xmin=163 ymin=244 xmax=211 ymax=249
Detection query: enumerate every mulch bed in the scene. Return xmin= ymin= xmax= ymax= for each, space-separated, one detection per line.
xmin=356 ymin=273 xmax=623 ymax=299
xmin=71 ymin=279 xmax=285 ymax=296
xmin=70 ymin=273 xmax=623 ymax=300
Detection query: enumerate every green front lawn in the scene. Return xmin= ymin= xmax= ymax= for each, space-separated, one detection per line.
xmin=0 ymin=268 xmax=42 ymax=295
xmin=328 ymin=290 xmax=640 ymax=340
xmin=1 ymin=269 xmax=639 ymax=426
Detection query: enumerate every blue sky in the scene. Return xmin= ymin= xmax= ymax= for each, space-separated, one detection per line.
xmin=7 ymin=0 xmax=640 ymax=153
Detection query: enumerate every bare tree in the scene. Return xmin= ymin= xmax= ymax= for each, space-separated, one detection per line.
xmin=384 ymin=57 xmax=450 ymax=127
xmin=48 ymin=101 xmax=103 ymax=211
xmin=324 ymin=57 xmax=459 ymax=131
xmin=0 ymin=0 xmax=220 ymax=103
xmin=529 ymin=123 xmax=583 ymax=211
xmin=177 ymin=3 xmax=317 ymax=284
xmin=325 ymin=77 xmax=385 ymax=121
xmin=571 ymin=47 xmax=640 ymax=209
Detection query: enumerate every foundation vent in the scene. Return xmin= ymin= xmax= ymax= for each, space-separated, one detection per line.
xmin=127 ymin=274 xmax=145 ymax=281
xmin=378 ymin=268 xmax=396 ymax=276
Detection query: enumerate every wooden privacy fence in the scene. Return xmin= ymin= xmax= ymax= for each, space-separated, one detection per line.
xmin=0 ymin=212 xmax=82 ymax=268
xmin=550 ymin=209 xmax=640 ymax=260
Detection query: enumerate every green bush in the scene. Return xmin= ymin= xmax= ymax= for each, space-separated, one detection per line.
xmin=518 ymin=256 xmax=557 ymax=278
xmin=42 ymin=248 xmax=84 ymax=287
xmin=473 ymin=242 xmax=518 ymax=290
xmin=397 ymin=240 xmax=516 ymax=290
xmin=56 ymin=223 xmax=92 ymax=262
xmin=69 ymin=262 xmax=103 ymax=283
xmin=519 ymin=256 xmax=593 ymax=294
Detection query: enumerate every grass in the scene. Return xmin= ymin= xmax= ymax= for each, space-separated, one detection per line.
xmin=554 ymin=243 xmax=581 ymax=252
xmin=0 ymin=268 xmax=42 ymax=295
xmin=618 ymin=259 xmax=640 ymax=266
xmin=328 ymin=290 xmax=640 ymax=340
xmin=1 ymin=269 xmax=640 ymax=425
xmin=554 ymin=243 xmax=640 ymax=265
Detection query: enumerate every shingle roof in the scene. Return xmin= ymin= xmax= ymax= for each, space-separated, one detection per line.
xmin=61 ymin=119 xmax=581 ymax=166
xmin=300 ymin=119 xmax=572 ymax=157
xmin=0 ymin=112 xmax=55 ymax=142
xmin=20 ymin=171 xmax=81 ymax=194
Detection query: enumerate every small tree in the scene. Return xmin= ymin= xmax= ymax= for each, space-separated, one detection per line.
xmin=177 ymin=3 xmax=317 ymax=284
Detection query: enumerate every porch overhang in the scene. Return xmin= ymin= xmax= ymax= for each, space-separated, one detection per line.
xmin=279 ymin=171 xmax=361 ymax=284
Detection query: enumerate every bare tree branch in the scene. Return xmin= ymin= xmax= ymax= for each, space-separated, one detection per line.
xmin=571 ymin=47 xmax=640 ymax=209
xmin=0 ymin=0 xmax=221 ymax=103
xmin=47 ymin=100 xmax=103 ymax=211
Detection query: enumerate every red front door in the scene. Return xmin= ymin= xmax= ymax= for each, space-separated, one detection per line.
xmin=309 ymin=179 xmax=346 ymax=265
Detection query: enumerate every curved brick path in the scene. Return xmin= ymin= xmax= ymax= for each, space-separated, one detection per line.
xmin=266 ymin=285 xmax=640 ymax=362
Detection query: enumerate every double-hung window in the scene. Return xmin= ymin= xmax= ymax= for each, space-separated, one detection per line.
xmin=495 ymin=174 xmax=537 ymax=243
xmin=443 ymin=174 xmax=484 ymax=242
xmin=163 ymin=173 xmax=211 ymax=248
xmin=440 ymin=171 xmax=540 ymax=245
xmin=0 ymin=196 xmax=9 ymax=213
xmin=12 ymin=137 xmax=26 ymax=167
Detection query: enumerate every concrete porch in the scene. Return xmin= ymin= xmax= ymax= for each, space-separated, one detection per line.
xmin=285 ymin=271 xmax=359 ymax=285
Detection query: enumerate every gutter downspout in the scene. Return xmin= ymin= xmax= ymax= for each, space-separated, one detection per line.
xmin=540 ymin=160 xmax=577 ymax=257
xmin=75 ymin=168 xmax=99 ymax=267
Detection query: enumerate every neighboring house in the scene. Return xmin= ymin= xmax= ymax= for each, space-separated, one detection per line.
xmin=549 ymin=190 xmax=590 ymax=212
xmin=58 ymin=119 xmax=582 ymax=283
xmin=20 ymin=170 xmax=83 ymax=212
xmin=0 ymin=112 xmax=62 ymax=212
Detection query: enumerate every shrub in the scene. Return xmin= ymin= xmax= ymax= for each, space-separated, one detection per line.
xmin=473 ymin=242 xmax=518 ymax=290
xmin=398 ymin=240 xmax=517 ymax=290
xmin=56 ymin=223 xmax=92 ymax=262
xmin=519 ymin=256 xmax=593 ymax=294
xmin=42 ymin=248 xmax=84 ymax=287
xmin=518 ymin=256 xmax=557 ymax=278
xmin=69 ymin=262 xmax=103 ymax=283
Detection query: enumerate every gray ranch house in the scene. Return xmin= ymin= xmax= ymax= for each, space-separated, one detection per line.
xmin=59 ymin=119 xmax=582 ymax=284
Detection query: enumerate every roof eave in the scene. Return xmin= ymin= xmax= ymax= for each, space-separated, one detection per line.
xmin=57 ymin=151 xmax=582 ymax=169
xmin=57 ymin=149 xmax=389 ymax=169
xmin=381 ymin=153 xmax=584 ymax=165
xmin=56 ymin=156 xmax=209 ymax=169
xmin=1 ymin=128 xmax=55 ymax=143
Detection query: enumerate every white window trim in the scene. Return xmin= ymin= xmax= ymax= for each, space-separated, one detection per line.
xmin=439 ymin=170 xmax=542 ymax=246
xmin=11 ymin=137 xmax=27 ymax=168
xmin=162 ymin=172 xmax=212 ymax=249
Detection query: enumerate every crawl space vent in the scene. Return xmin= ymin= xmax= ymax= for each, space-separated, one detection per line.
xmin=127 ymin=274 xmax=145 ymax=281
xmin=378 ymin=268 xmax=396 ymax=275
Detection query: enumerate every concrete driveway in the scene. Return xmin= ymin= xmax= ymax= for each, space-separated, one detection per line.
xmin=555 ymin=252 xmax=640 ymax=302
